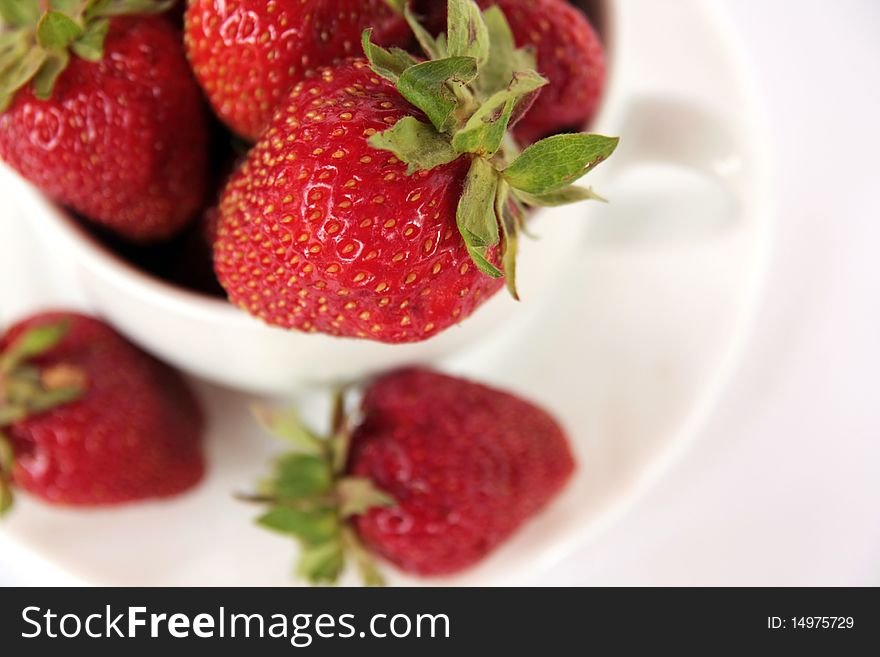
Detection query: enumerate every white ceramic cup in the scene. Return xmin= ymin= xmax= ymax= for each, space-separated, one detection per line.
xmin=1 ymin=1 xmax=750 ymax=395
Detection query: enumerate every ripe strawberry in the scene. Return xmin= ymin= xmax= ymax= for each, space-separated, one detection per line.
xmin=184 ymin=0 xmax=411 ymax=141
xmin=0 ymin=2 xmax=210 ymax=242
xmin=351 ymin=368 xmax=575 ymax=575
xmin=415 ymin=0 xmax=607 ymax=144
xmin=0 ymin=312 xmax=205 ymax=511
xmin=246 ymin=367 xmax=575 ymax=583
xmin=214 ymin=59 xmax=504 ymax=343
xmin=214 ymin=2 xmax=617 ymax=343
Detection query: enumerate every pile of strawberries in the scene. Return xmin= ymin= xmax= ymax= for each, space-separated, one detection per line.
xmin=0 ymin=0 xmax=612 ymax=583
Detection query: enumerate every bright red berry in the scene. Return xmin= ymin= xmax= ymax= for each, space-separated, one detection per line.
xmin=415 ymin=0 xmax=607 ymax=144
xmin=0 ymin=313 xmax=205 ymax=508
xmin=184 ymin=0 xmax=410 ymax=141
xmin=349 ymin=368 xmax=575 ymax=575
xmin=247 ymin=367 xmax=575 ymax=582
xmin=214 ymin=59 xmax=504 ymax=343
xmin=0 ymin=10 xmax=210 ymax=242
xmin=213 ymin=2 xmax=619 ymax=342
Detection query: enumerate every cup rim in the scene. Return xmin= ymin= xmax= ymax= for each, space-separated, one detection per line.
xmin=19 ymin=178 xmax=259 ymax=328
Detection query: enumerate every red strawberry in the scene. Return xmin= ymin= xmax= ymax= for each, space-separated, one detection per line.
xmin=0 ymin=4 xmax=210 ymax=242
xmin=184 ymin=0 xmax=410 ymax=141
xmin=351 ymin=368 xmax=575 ymax=575
xmin=415 ymin=0 xmax=607 ymax=144
xmin=213 ymin=59 xmax=505 ymax=343
xmin=0 ymin=312 xmax=204 ymax=511
xmin=214 ymin=3 xmax=617 ymax=343
xmin=246 ymin=367 xmax=574 ymax=583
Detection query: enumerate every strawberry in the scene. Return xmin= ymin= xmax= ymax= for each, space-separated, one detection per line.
xmin=245 ymin=367 xmax=575 ymax=583
xmin=214 ymin=59 xmax=503 ymax=342
xmin=351 ymin=368 xmax=575 ymax=575
xmin=414 ymin=0 xmax=607 ymax=144
xmin=214 ymin=0 xmax=618 ymax=343
xmin=0 ymin=312 xmax=205 ymax=512
xmin=0 ymin=1 xmax=210 ymax=242
xmin=184 ymin=0 xmax=411 ymax=141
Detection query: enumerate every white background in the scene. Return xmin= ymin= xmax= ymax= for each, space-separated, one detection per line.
xmin=539 ymin=0 xmax=880 ymax=585
xmin=2 ymin=0 xmax=878 ymax=586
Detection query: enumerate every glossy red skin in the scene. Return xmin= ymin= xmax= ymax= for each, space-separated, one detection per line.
xmin=185 ymin=0 xmax=410 ymax=141
xmin=0 ymin=16 xmax=209 ymax=243
xmin=1 ymin=313 xmax=205 ymax=506
xmin=416 ymin=0 xmax=606 ymax=144
xmin=214 ymin=59 xmax=504 ymax=343
xmin=349 ymin=368 xmax=575 ymax=576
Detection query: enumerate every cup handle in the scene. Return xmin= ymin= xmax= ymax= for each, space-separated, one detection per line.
xmin=601 ymin=95 xmax=747 ymax=198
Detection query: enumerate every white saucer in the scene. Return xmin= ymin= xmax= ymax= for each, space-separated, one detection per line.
xmin=0 ymin=0 xmax=771 ymax=586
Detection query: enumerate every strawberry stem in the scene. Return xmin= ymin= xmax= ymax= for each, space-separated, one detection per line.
xmin=0 ymin=320 xmax=86 ymax=428
xmin=382 ymin=0 xmax=407 ymax=15
xmin=363 ymin=0 xmax=619 ymax=295
xmin=341 ymin=525 xmax=385 ymax=587
xmin=0 ymin=429 xmax=15 ymax=516
xmin=0 ymin=0 xmax=175 ymax=109
xmin=0 ymin=320 xmax=69 ymax=375
xmin=243 ymin=387 xmax=395 ymax=586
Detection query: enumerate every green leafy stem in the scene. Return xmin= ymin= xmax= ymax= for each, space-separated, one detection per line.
xmin=0 ymin=0 xmax=174 ymax=110
xmin=243 ymin=392 xmax=393 ymax=586
xmin=363 ymin=0 xmax=619 ymax=297
xmin=0 ymin=319 xmax=85 ymax=517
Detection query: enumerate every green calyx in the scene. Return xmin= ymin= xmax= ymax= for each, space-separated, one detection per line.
xmin=0 ymin=430 xmax=14 ymax=515
xmin=363 ymin=0 xmax=619 ymax=297
xmin=383 ymin=0 xmax=408 ymax=14
xmin=243 ymin=392 xmax=394 ymax=587
xmin=0 ymin=320 xmax=87 ymax=517
xmin=0 ymin=0 xmax=174 ymax=111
